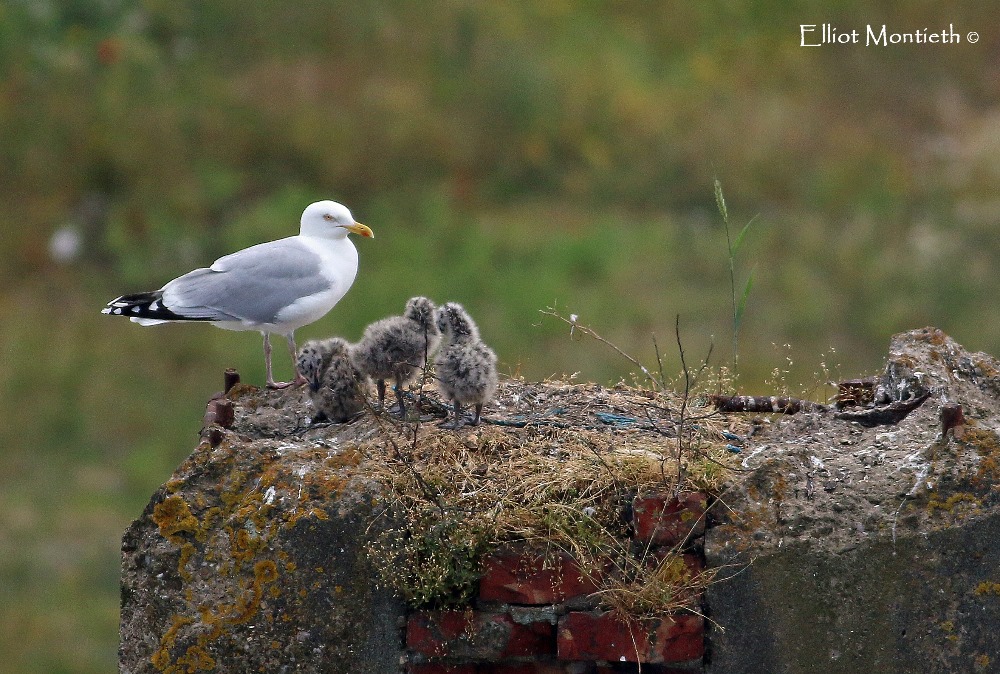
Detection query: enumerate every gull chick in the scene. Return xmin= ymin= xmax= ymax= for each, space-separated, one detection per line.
xmin=296 ymin=338 xmax=367 ymax=423
xmin=434 ymin=302 xmax=497 ymax=426
xmin=103 ymin=201 xmax=374 ymax=388
xmin=353 ymin=296 xmax=440 ymax=415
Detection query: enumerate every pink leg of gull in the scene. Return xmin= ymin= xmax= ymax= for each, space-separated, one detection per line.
xmin=264 ymin=332 xmax=307 ymax=389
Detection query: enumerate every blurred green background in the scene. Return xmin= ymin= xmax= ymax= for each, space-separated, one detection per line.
xmin=2 ymin=1 xmax=998 ymax=671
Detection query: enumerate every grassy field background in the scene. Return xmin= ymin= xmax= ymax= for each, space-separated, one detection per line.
xmin=2 ymin=3 xmax=998 ymax=671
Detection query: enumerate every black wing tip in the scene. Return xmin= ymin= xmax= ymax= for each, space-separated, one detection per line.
xmin=101 ymin=291 xmax=206 ymax=321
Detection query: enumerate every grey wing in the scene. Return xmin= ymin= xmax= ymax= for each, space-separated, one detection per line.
xmin=160 ymin=238 xmax=329 ymax=324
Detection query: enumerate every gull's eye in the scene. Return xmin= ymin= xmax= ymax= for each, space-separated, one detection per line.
xmin=323 ymin=213 xmax=334 ymax=221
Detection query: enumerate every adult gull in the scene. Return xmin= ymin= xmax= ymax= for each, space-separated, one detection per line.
xmin=102 ymin=200 xmax=374 ymax=388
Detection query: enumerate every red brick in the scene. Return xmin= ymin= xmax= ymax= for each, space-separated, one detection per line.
xmin=407 ymin=610 xmax=554 ymax=659
xmin=407 ymin=665 xmax=478 ymax=674
xmin=557 ymin=611 xmax=704 ymax=663
xmin=632 ymin=492 xmax=707 ymax=545
xmin=479 ymin=549 xmax=600 ymax=604
xmin=407 ymin=611 xmax=473 ymax=656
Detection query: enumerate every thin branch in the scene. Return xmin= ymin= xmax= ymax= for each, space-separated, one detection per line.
xmin=674 ymin=316 xmax=690 ymax=492
xmin=540 ymin=307 xmax=662 ymax=391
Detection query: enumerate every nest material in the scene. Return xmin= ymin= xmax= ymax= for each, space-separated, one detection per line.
xmin=348 ymin=378 xmax=742 ymax=616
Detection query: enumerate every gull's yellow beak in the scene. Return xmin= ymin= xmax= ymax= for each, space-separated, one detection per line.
xmin=344 ymin=222 xmax=374 ymax=239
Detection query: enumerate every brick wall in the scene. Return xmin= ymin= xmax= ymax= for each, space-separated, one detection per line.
xmin=404 ymin=492 xmax=708 ymax=674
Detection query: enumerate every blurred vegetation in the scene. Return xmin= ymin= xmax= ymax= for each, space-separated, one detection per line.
xmin=1 ymin=1 xmax=998 ymax=671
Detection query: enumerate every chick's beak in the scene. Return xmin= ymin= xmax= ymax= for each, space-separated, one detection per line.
xmin=343 ymin=222 xmax=374 ymax=238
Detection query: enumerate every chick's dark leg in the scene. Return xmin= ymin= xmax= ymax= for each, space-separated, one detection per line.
xmin=472 ymin=403 xmax=483 ymax=425
xmin=394 ymin=379 xmax=407 ymax=417
xmin=376 ymin=379 xmax=386 ymax=407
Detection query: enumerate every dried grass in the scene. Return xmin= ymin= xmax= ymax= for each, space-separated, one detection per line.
xmin=355 ymin=378 xmax=742 ymax=615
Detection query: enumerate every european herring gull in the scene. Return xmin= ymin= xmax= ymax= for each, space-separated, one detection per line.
xmin=102 ymin=200 xmax=373 ymax=387
xmin=434 ymin=302 xmax=497 ymax=426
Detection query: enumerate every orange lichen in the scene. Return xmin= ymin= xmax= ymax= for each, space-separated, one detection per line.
xmin=173 ymin=645 xmax=215 ymax=672
xmin=963 ymin=428 xmax=1000 ymax=488
xmin=325 ymin=447 xmax=362 ymax=469
xmin=153 ymin=496 xmax=200 ymax=543
xmin=224 ymin=382 xmax=259 ymax=400
xmin=177 ymin=543 xmax=196 ymax=581
xmin=151 ymin=615 xmax=194 ymax=672
xmin=229 ymin=527 xmax=266 ymax=566
xmin=197 ymin=508 xmax=221 ymax=542
xmin=254 ymin=559 xmax=279 ymax=584
xmin=927 ymin=492 xmax=981 ymax=515
xmin=974 ymin=581 xmax=1000 ymax=596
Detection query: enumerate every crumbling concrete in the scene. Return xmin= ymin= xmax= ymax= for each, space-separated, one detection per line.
xmin=705 ymin=328 xmax=1000 ymax=674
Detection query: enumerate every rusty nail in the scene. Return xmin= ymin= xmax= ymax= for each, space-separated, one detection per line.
xmin=940 ymin=403 xmax=965 ymax=438
xmin=224 ymin=368 xmax=240 ymax=394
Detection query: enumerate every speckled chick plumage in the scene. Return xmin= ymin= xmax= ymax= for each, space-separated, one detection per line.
xmin=433 ymin=302 xmax=497 ymax=426
xmin=296 ymin=337 xmax=367 ymax=422
xmin=353 ymin=296 xmax=441 ymax=413
xmin=295 ymin=338 xmax=337 ymax=391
